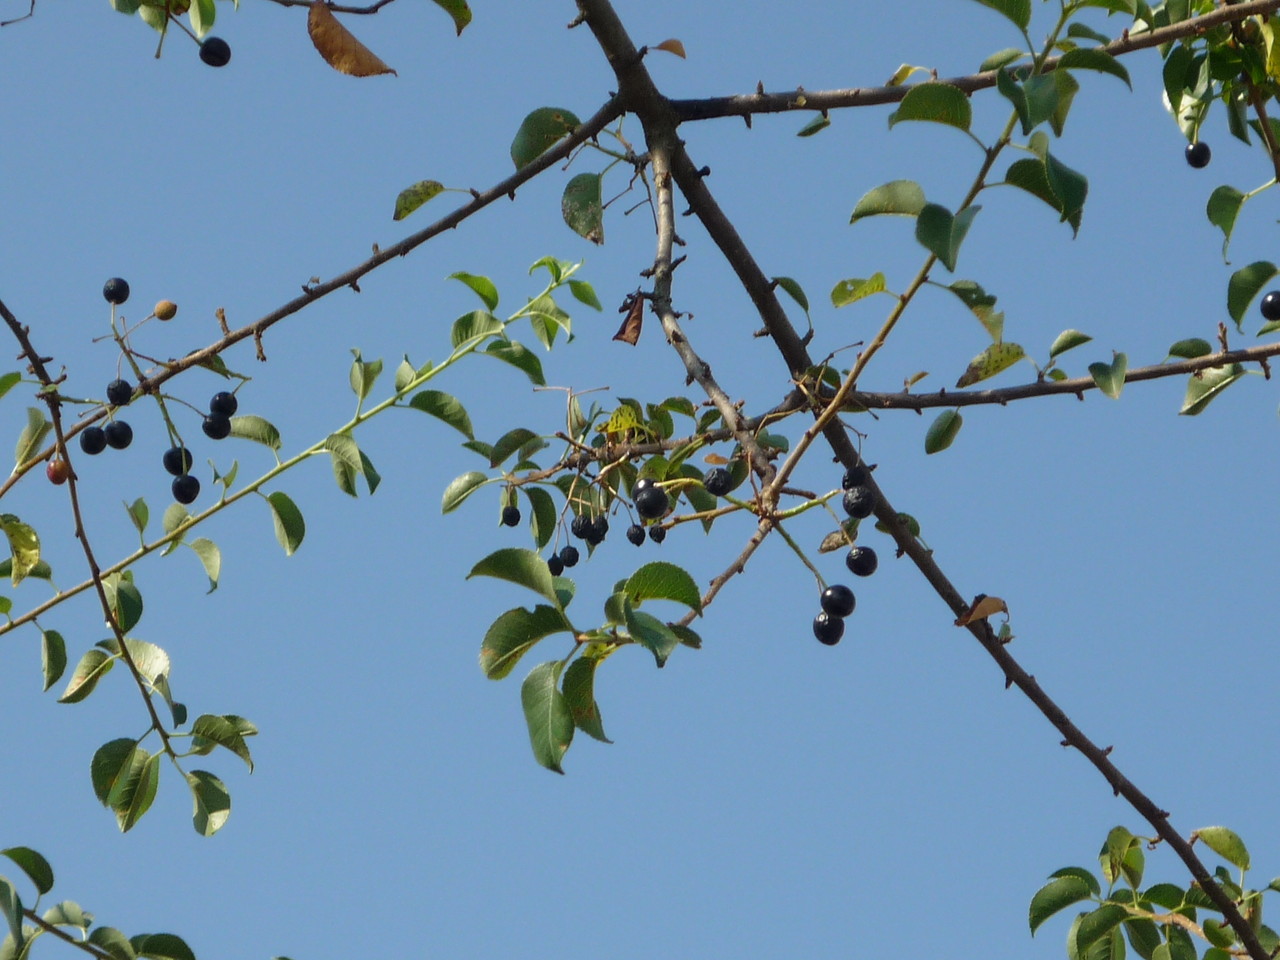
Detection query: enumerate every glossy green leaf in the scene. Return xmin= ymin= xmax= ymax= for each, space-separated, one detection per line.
xmin=484 ymin=340 xmax=545 ymax=386
xmin=186 ymin=770 xmax=231 ymax=836
xmin=562 ymin=172 xmax=603 ymax=244
xmin=1051 ymin=867 xmax=1102 ymax=896
xmin=88 ymin=926 xmax=134 ymax=960
xmin=59 ymin=649 xmax=114 ymax=704
xmin=1088 ymin=353 xmax=1127 ymax=399
xmin=955 ymin=342 xmax=1025 ymax=387
xmin=228 ymin=415 xmax=282 ymax=450
xmin=1 ymin=850 xmax=51 ymax=897
xmin=522 ymin=486 xmax=557 ymax=550
xmin=831 ymin=273 xmax=888 ymax=307
xmin=468 ymin=547 xmax=560 ymax=607
xmin=430 ymin=0 xmax=471 ymax=34
xmin=562 ymin=656 xmax=611 ymax=742
xmin=91 ymin=739 xmax=140 ymax=806
xmin=980 ymin=47 xmax=1025 ymax=71
xmin=1050 ymin=329 xmax=1093 ymax=359
xmin=623 ymin=561 xmax=701 ymax=613
xmin=442 ymin=471 xmax=489 ymax=513
xmin=969 ymin=0 xmax=1030 ymax=29
xmin=14 ymin=407 xmax=50 ymax=468
xmin=130 ymin=933 xmax=197 ymax=960
xmin=1030 ymin=876 xmax=1096 ymax=934
xmin=392 ymin=179 xmax=445 ymax=221
xmin=624 ymin=605 xmax=682 ymax=668
xmin=1194 ymin=826 xmax=1251 ymax=870
xmin=521 ymin=661 xmax=573 ymax=773
xmin=1059 ymin=48 xmax=1130 ymax=87
xmin=510 ymin=107 xmax=581 ymax=170
xmin=1167 ymin=338 xmax=1212 ymax=359
xmin=480 ymin=604 xmax=572 ymax=680
xmin=1180 ymin=363 xmax=1244 ymax=415
xmin=41 ymin=629 xmax=65 ymax=692
xmin=1205 ymin=185 xmax=1244 ymax=261
xmin=1227 ymin=261 xmax=1277 ymax=330
xmin=266 ymin=491 xmax=305 ymax=555
xmin=408 ymin=390 xmax=474 ymax=439
xmin=925 ymin=409 xmax=963 ymax=453
xmin=191 ymin=714 xmax=256 ymax=771
xmin=850 ymin=180 xmax=926 ymax=222
xmin=112 ymin=751 xmax=160 ymax=832
xmin=888 ymin=82 xmax=971 ymax=132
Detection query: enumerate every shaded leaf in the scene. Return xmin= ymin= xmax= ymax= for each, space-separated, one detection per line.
xmin=1167 ymin=338 xmax=1212 ymax=359
xmin=307 ymin=0 xmax=397 ymax=76
xmin=449 ymin=310 xmax=503 ymax=349
xmin=1030 ymin=875 xmax=1096 ymax=934
xmin=468 ymin=547 xmax=560 ymax=607
xmin=970 ymin=0 xmax=1031 ymax=29
xmin=567 ymin=279 xmax=601 ymax=311
xmin=521 ymin=661 xmax=573 ymax=773
xmin=228 ymin=415 xmax=282 ymax=450
xmin=1088 ymin=352 xmax=1127 ymax=399
xmin=1 ymin=849 xmax=52 ymax=896
xmin=772 ymin=276 xmax=810 ymax=315
xmin=130 ymin=933 xmax=196 ymax=960
xmin=1050 ymin=329 xmax=1093 ymax=359
xmin=1227 ymin=261 xmax=1277 ymax=330
xmin=562 ymin=172 xmax=603 ymax=244
xmin=449 ymin=272 xmax=499 ymax=311
xmin=190 ymin=714 xmax=256 ymax=772
xmin=523 ymin=486 xmax=557 ymax=550
xmin=41 ymin=629 xmax=66 ymax=692
xmin=186 ymin=770 xmax=231 ymax=836
xmin=925 ymin=409 xmax=963 ymax=453
xmin=14 ymin=407 xmax=50 ymax=469
xmin=796 ymin=115 xmax=831 ymax=136
xmin=393 ymin=180 xmax=444 ymax=221
xmin=266 ymin=491 xmax=305 ymax=555
xmin=480 ymin=604 xmax=572 ymax=680
xmin=489 ymin=428 xmax=540 ymax=468
xmin=511 ymin=107 xmax=581 ymax=170
xmin=112 ymin=751 xmax=160 ymax=833
xmin=409 ymin=390 xmax=474 ymax=439
xmin=442 ymin=471 xmax=489 ymax=513
xmin=91 ymin=739 xmax=140 ymax=806
xmin=562 ymin=656 xmax=611 ymax=742
xmin=0 ymin=879 xmax=21 ymax=955
xmin=624 ymin=605 xmax=681 ymax=667
xmin=1195 ymin=826 xmax=1251 ymax=870
xmin=1181 ymin=363 xmax=1244 ymax=416
xmin=623 ymin=561 xmax=702 ymax=612
xmin=188 ymin=538 xmax=221 ymax=593
xmin=850 ymin=180 xmax=926 ymax=222
xmin=915 ymin=203 xmax=980 ymax=272
xmin=1059 ymin=47 xmax=1131 ymax=87
xmin=484 ymin=340 xmax=546 ymax=386
xmin=59 ymin=649 xmax=114 ymax=704
xmin=981 ymin=47 xmax=1025 ymax=72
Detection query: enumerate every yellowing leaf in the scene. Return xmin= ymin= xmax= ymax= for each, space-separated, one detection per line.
xmin=954 ymin=342 xmax=1025 ymax=388
xmin=430 ymin=0 xmax=471 ymax=35
xmin=886 ymin=63 xmax=929 ymax=86
xmin=0 ymin=514 xmax=40 ymax=586
xmin=393 ymin=180 xmax=445 ymax=221
xmin=654 ymin=38 xmax=686 ymax=58
xmin=307 ymin=1 xmax=397 ymax=78
xmin=955 ymin=594 xmax=1008 ymax=626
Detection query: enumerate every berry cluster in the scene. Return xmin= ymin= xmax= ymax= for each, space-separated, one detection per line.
xmin=812 ymin=462 xmax=882 ymax=646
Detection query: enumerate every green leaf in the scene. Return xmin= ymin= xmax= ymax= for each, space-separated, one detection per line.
xmin=91 ymin=739 xmax=140 ymax=806
xmin=955 ymin=342 xmax=1026 ymax=387
xmin=888 ymin=82 xmax=971 ymax=132
xmin=1005 ymin=157 xmax=1084 ymax=235
xmin=392 ymin=179 xmax=445 ymax=221
xmin=969 ymin=0 xmax=1030 ymax=29
xmin=1031 ymin=876 xmax=1096 ymax=934
xmin=1165 ymin=925 xmax=1197 ymax=960
xmin=1088 ymin=352 xmax=1127 ymax=399
xmin=981 ymin=47 xmax=1025 ymax=71
xmin=915 ymin=203 xmax=980 ymax=272
xmin=850 ymin=180 xmax=926 ymax=222
xmin=59 ymin=649 xmax=114 ymax=704
xmin=43 ymin=902 xmax=91 ymax=931
xmin=188 ymin=0 xmax=214 ymax=36
xmin=1203 ymin=919 xmax=1236 ymax=949
xmin=1167 ymin=338 xmax=1212 ymax=359
xmin=998 ymin=70 xmax=1062 ymax=134
xmin=441 ymin=471 xmax=489 ymax=513
xmin=468 ymin=547 xmax=561 ymax=607
xmin=103 ymin=574 xmax=143 ymax=633
xmin=522 ymin=486 xmax=557 ymax=550
xmin=1180 ymin=363 xmax=1244 ymax=416
xmin=449 ymin=310 xmax=504 ymax=350
xmin=1045 ymin=152 xmax=1088 ymax=229
xmin=130 ymin=933 xmax=196 ymax=960
xmin=1195 ymin=826 xmax=1251 ymax=870
xmin=1124 ymin=919 xmax=1162 ymax=960
xmin=623 ymin=561 xmax=701 ymax=613
xmin=1050 ymin=329 xmax=1093 ymax=359
xmin=480 ymin=605 xmax=573 ymax=680
xmin=624 ymin=605 xmax=682 ymax=668
xmin=1049 ymin=70 xmax=1080 ymax=137
xmin=190 ymin=714 xmax=256 ymax=772
xmin=124 ymin=498 xmax=149 ymax=539
xmin=831 ymin=273 xmax=888 ymax=307
xmin=796 ymin=114 xmax=831 ymax=136
xmin=1 ymin=849 xmax=52 ymax=896
xmin=348 ymin=350 xmax=383 ymax=401
xmin=14 ymin=407 xmax=50 ymax=468
xmin=186 ymin=770 xmax=231 ymax=836
xmin=510 ymin=107 xmax=581 ymax=170
xmin=772 ymin=276 xmax=810 ymax=315
xmin=489 ymin=428 xmax=540 ymax=468
xmin=1067 ymin=22 xmax=1111 ymax=43
xmin=562 ymin=656 xmax=611 ymax=742
xmin=0 ymin=372 xmax=21 ymax=402
xmin=88 ymin=926 xmax=135 ymax=960
xmin=521 ymin=661 xmax=573 ymax=773
xmin=325 ymin=432 xmax=362 ymax=497
xmin=430 ymin=0 xmax=471 ymax=34
xmin=1070 ymin=904 xmax=1130 ymax=956
xmin=265 ymin=491 xmax=305 ymax=555
xmin=562 ymin=172 xmax=604 ymax=244
xmin=0 ymin=514 xmax=37 ymax=588
xmin=112 ymin=751 xmax=160 ymax=832
xmin=483 ymin=340 xmax=545 ymax=386
xmin=1205 ymin=186 xmax=1244 ymax=262
xmin=925 ymin=409 xmax=963 ymax=453
xmin=408 ymin=390 xmax=474 ymax=439
xmin=449 ymin=272 xmax=499 ymax=311
xmin=567 ymin=279 xmax=601 ymax=311
xmin=1227 ymin=261 xmax=1277 ymax=330
xmin=42 ymin=629 xmax=66 ymax=691
xmin=228 ymin=415 xmax=282 ymax=450
xmin=1059 ymin=47 xmax=1131 ymax=87
xmin=0 ymin=879 xmax=22 ymax=955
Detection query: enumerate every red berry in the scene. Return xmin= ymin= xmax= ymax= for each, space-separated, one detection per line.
xmin=46 ymin=459 xmax=70 ymax=485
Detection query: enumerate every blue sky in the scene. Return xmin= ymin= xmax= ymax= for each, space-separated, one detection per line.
xmin=1 ymin=2 xmax=1278 ymax=958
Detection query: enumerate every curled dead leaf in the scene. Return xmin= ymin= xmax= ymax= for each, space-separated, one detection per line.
xmin=954 ymin=593 xmax=1008 ymax=627
xmin=308 ymin=1 xmax=397 ymax=78
xmin=613 ymin=292 xmax=644 ymax=346
xmin=654 ymin=38 xmax=687 ymax=58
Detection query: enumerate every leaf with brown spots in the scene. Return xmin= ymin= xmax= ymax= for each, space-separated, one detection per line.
xmin=308 ymin=1 xmax=397 ymax=78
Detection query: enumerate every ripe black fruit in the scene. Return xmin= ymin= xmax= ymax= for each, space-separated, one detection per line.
xmin=820 ymin=584 xmax=856 ymax=618
xmin=210 ymin=391 xmax=238 ymax=417
xmin=80 ymin=427 xmax=107 ymax=455
xmin=812 ymin=612 xmax=844 ymax=646
xmin=202 ymin=415 xmax=232 ymax=440
xmin=635 ymin=484 xmax=668 ymax=520
xmin=104 ymin=420 xmax=133 ymax=450
xmin=570 ymin=514 xmax=592 ymax=540
xmin=1185 ymin=141 xmax=1211 ymax=168
xmin=106 ymin=379 xmax=133 ymax=407
xmin=501 ymin=505 xmax=521 ymax=527
xmin=199 ymin=36 xmax=232 ymax=67
xmin=626 ymin=523 xmax=646 ymax=546
xmin=648 ymin=525 xmax=666 ymax=544
xmin=841 ymin=464 xmax=868 ymax=489
xmin=547 ymin=555 xmax=565 ymax=576
xmin=842 ymin=485 xmax=874 ymax=519
xmin=587 ymin=515 xmax=609 ymax=544
xmin=163 ymin=446 xmax=193 ymax=477
xmin=703 ymin=467 xmax=732 ymax=497
xmin=559 ymin=545 xmax=580 ymax=568
xmin=1262 ymin=291 xmax=1280 ymax=322
xmin=633 ymin=476 xmax=656 ymax=496
xmin=845 ymin=545 xmax=879 ymax=577
xmin=172 ymin=474 xmax=200 ymax=505
xmin=102 ymin=278 xmax=130 ymax=305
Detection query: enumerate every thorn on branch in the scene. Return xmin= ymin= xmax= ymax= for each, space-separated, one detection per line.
xmin=1218 ymin=321 xmax=1230 ymax=352
xmin=254 ymin=330 xmax=266 ymax=362
xmin=1262 ymin=356 xmax=1272 ymax=379
xmin=216 ymin=307 xmax=230 ymax=336
xmin=350 ymin=280 xmax=361 ymax=293
xmin=696 ymin=165 xmax=711 ymax=178
xmin=1060 ymin=739 xmax=1071 ymax=747
xmin=1102 ymin=745 xmax=1113 ymax=756
xmin=469 ymin=188 xmax=481 ymax=199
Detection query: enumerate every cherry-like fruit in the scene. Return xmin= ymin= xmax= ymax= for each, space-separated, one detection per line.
xmin=163 ymin=446 xmax=193 ymax=477
xmin=1261 ymin=291 xmax=1280 ymax=322
xmin=46 ymin=459 xmax=70 ymax=485
xmin=210 ymin=391 xmax=238 ymax=417
xmin=79 ymin=427 xmax=107 ymax=455
xmin=703 ymin=467 xmax=732 ymax=497
xmin=106 ymin=379 xmax=133 ymax=407
xmin=547 ymin=555 xmax=565 ymax=576
xmin=202 ymin=415 xmax=232 ymax=440
xmin=104 ymin=420 xmax=133 ymax=450
xmin=103 ymin=278 xmax=130 ymax=305
xmin=559 ymin=545 xmax=580 ymax=568
xmin=626 ymin=523 xmax=646 ymax=546
xmin=845 ymin=546 xmax=879 ymax=577
xmin=649 ymin=526 xmax=666 ymax=544
xmin=820 ymin=584 xmax=856 ymax=618
xmin=172 ymin=474 xmax=200 ymax=505
xmin=842 ymin=485 xmax=874 ymax=519
xmin=813 ymin=612 xmax=845 ymax=646
xmin=501 ymin=505 xmax=521 ymax=527
xmin=635 ymin=484 xmax=668 ymax=520
xmin=199 ymin=37 xmax=232 ymax=68
xmin=1185 ymin=141 xmax=1211 ymax=169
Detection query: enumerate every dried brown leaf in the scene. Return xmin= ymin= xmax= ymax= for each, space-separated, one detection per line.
xmin=654 ymin=38 xmax=687 ymax=58
xmin=613 ymin=293 xmax=643 ymax=346
xmin=308 ymin=1 xmax=397 ymax=78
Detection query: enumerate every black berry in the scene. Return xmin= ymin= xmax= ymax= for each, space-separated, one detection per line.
xmin=635 ymin=484 xmax=668 ymax=520
xmin=820 ymin=584 xmax=856 ymax=618
xmin=79 ymin=427 xmax=107 ymax=455
xmin=547 ymin=555 xmax=565 ymax=576
xmin=106 ymin=379 xmax=133 ymax=407
xmin=559 ymin=545 xmax=580 ymax=568
xmin=703 ymin=467 xmax=732 ymax=497
xmin=104 ymin=420 xmax=133 ymax=450
xmin=163 ymin=446 xmax=193 ymax=476
xmin=1261 ymin=291 xmax=1280 ymax=322
xmin=843 ymin=485 xmax=874 ymax=519
xmin=587 ymin=515 xmax=609 ymax=544
xmin=1185 ymin=141 xmax=1211 ymax=169
xmin=841 ymin=464 xmax=868 ymax=489
xmin=501 ymin=505 xmax=521 ymax=527
xmin=210 ymin=391 xmax=238 ymax=417
xmin=202 ymin=415 xmax=232 ymax=440
xmin=570 ymin=514 xmax=592 ymax=540
xmin=172 ymin=474 xmax=200 ymax=505
xmin=813 ymin=612 xmax=845 ymax=646
xmin=845 ymin=545 xmax=879 ymax=577
xmin=199 ymin=36 xmax=232 ymax=68
xmin=102 ymin=278 xmax=130 ymax=305
xmin=633 ymin=476 xmax=656 ymax=495
xmin=649 ymin=525 xmax=666 ymax=544
xmin=626 ymin=523 xmax=646 ymax=546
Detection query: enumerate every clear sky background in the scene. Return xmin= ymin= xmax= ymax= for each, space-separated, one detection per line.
xmin=2 ymin=2 xmax=1277 ymax=959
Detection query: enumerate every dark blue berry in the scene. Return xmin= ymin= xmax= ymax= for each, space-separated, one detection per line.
xmin=163 ymin=446 xmax=193 ymax=476
xmin=813 ymin=612 xmax=844 ymax=645
xmin=106 ymin=379 xmax=133 ymax=407
xmin=845 ymin=546 xmax=878 ymax=577
xmin=703 ymin=467 xmax=732 ymax=497
xmin=202 ymin=415 xmax=232 ymax=440
xmin=1185 ymin=141 xmax=1211 ymax=168
xmin=820 ymin=584 xmax=856 ymax=618
xmin=501 ymin=505 xmax=521 ymax=527
xmin=626 ymin=524 xmax=645 ymax=546
xmin=210 ymin=391 xmax=238 ymax=417
xmin=172 ymin=474 xmax=200 ymax=504
xmin=79 ymin=426 xmax=107 ymax=455
xmin=103 ymin=278 xmax=130 ymax=305
xmin=559 ymin=545 xmax=580 ymax=568
xmin=199 ymin=36 xmax=231 ymax=68
xmin=842 ymin=486 xmax=874 ymax=519
xmin=104 ymin=420 xmax=133 ymax=450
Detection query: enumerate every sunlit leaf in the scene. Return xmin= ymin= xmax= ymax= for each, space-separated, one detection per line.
xmin=186 ymin=770 xmax=231 ymax=836
xmin=888 ymin=82 xmax=972 ymax=132
xmin=1181 ymin=363 xmax=1244 ymax=416
xmin=409 ymin=390 xmax=474 ymax=438
xmin=1194 ymin=826 xmax=1251 ymax=870
xmin=1088 ymin=352 xmax=1127 ymax=399
xmin=562 ymin=656 xmax=611 ymax=742
xmin=831 ymin=273 xmax=888 ymax=307
xmin=955 ymin=341 xmax=1025 ymax=387
xmin=1227 ymin=260 xmax=1277 ymax=330
xmin=1049 ymin=329 xmax=1093 ymax=359
xmin=479 ymin=604 xmax=572 ymax=680
xmin=654 ymin=37 xmax=685 ymax=57
xmin=468 ymin=547 xmax=561 ymax=607
xmin=0 ymin=515 xmax=39 ymax=586
xmin=850 ymin=180 xmax=926 ymax=222
xmin=1 ymin=848 xmax=53 ymax=896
